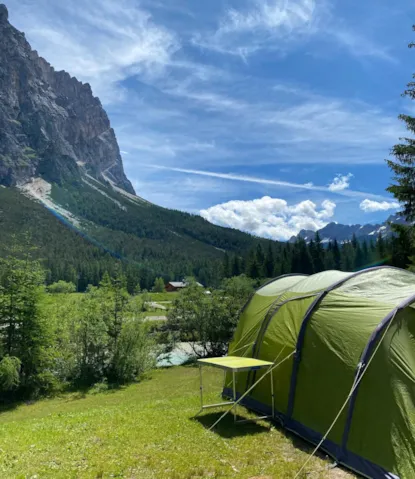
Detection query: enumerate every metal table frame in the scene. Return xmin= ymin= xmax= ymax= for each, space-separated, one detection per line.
xmin=197 ymin=356 xmax=275 ymax=424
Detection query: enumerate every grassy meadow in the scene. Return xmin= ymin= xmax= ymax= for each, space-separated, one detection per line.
xmin=0 ymin=366 xmax=354 ymax=479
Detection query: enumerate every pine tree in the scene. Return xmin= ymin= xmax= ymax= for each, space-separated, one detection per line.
xmin=0 ymin=244 xmax=52 ymax=396
xmin=312 ymin=232 xmax=325 ymax=272
xmin=152 ymin=277 xmax=165 ymax=293
xmin=332 ymin=239 xmax=341 ymax=270
xmin=255 ymin=244 xmax=266 ymax=277
xmin=324 ymin=242 xmax=336 ymax=270
xmin=231 ymin=255 xmax=242 ymax=277
xmin=222 ymin=253 xmax=231 ymax=278
xmin=376 ymin=233 xmax=386 ymax=263
xmin=354 ymin=241 xmax=365 ymax=270
xmin=362 ymin=240 xmax=370 ymax=267
xmin=264 ymin=243 xmax=275 ymax=278
xmin=291 ymin=238 xmax=313 ymax=274
xmin=341 ymin=242 xmax=355 ymax=271
xmin=386 ymin=29 xmax=415 ymax=220
xmin=390 ymin=225 xmax=414 ymax=269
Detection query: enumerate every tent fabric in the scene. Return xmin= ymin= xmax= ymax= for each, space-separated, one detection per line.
xmin=224 ymin=267 xmax=415 ymax=479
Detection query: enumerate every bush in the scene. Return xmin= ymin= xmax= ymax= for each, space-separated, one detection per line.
xmin=0 ymin=356 xmax=21 ymax=391
xmin=47 ymin=281 xmax=76 ymax=294
xmin=110 ymin=321 xmax=155 ymax=383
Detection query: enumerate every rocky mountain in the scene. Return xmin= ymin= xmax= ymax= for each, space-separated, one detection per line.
xmin=0 ymin=4 xmax=133 ymax=193
xmin=290 ymin=213 xmax=406 ymax=244
xmin=0 ymin=4 xmax=272 ymax=289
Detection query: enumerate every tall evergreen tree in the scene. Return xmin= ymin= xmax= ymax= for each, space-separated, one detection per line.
xmin=231 ymin=255 xmax=242 ymax=277
xmin=386 ymin=28 xmax=415 ymax=220
xmin=332 ymin=239 xmax=341 ymax=270
xmin=0 ymin=244 xmax=52 ymax=396
xmin=354 ymin=241 xmax=365 ymax=270
xmin=291 ymin=238 xmax=313 ymax=274
xmin=312 ymin=232 xmax=325 ymax=273
xmin=222 ymin=252 xmax=231 ymax=279
xmin=264 ymin=243 xmax=275 ymax=278
xmin=341 ymin=242 xmax=355 ymax=271
xmin=376 ymin=232 xmax=386 ymax=263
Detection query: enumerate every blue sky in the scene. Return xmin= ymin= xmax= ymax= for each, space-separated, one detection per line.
xmin=6 ymin=0 xmax=415 ymax=240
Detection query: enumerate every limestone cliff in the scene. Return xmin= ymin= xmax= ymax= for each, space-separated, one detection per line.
xmin=0 ymin=4 xmax=134 ymax=193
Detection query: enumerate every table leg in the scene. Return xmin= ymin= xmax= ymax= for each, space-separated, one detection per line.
xmin=199 ymin=363 xmax=203 ymax=411
xmin=270 ymin=369 xmax=275 ymax=419
xmin=232 ymin=369 xmax=236 ymax=423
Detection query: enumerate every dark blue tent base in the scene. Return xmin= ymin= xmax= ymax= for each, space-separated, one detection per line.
xmin=222 ymin=388 xmax=399 ymax=479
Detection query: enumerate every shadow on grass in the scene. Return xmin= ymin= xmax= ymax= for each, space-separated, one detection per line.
xmin=0 ymin=400 xmax=20 ymax=414
xmin=193 ymin=411 xmax=270 ymax=438
xmin=195 ymin=410 xmax=355 ymax=476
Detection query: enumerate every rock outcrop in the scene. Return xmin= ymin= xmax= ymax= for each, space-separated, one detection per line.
xmin=0 ymin=4 xmax=134 ymax=193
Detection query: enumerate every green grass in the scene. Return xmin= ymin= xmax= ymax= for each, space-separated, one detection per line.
xmin=0 ymin=367 xmax=354 ymax=479
xmin=144 ymin=311 xmax=168 ymax=317
xmin=144 ymin=292 xmax=177 ymax=302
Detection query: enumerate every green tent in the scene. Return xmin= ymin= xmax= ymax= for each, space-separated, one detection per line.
xmin=224 ymin=267 xmax=415 ymax=479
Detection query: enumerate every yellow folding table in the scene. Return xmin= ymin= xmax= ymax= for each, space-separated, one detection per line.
xmin=197 ymin=356 xmax=274 ymax=424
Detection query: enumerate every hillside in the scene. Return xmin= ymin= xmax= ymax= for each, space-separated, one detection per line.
xmin=0 ymin=4 xmax=274 ymax=289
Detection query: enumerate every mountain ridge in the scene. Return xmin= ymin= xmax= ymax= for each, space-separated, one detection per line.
xmin=290 ymin=213 xmax=405 ymax=244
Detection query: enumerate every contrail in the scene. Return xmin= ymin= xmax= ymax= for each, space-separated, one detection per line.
xmin=147 ymin=165 xmax=393 ymax=202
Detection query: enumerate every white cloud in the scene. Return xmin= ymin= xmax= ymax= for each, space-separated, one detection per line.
xmin=8 ymin=0 xmax=179 ymax=103
xmin=359 ymin=199 xmax=400 ymax=213
xmin=200 ymin=196 xmax=336 ymax=240
xmin=221 ymin=0 xmax=316 ymax=34
xmin=149 ymin=165 xmax=392 ymax=201
xmin=328 ymin=28 xmax=395 ymax=63
xmin=195 ymin=0 xmax=393 ymax=63
xmin=328 ymin=173 xmax=353 ymax=192
xmin=193 ymin=0 xmax=317 ymax=57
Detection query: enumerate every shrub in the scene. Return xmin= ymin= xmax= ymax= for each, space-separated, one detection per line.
xmin=47 ymin=281 xmax=76 ymax=294
xmin=109 ymin=320 xmax=155 ymax=383
xmin=167 ymin=276 xmax=255 ymax=358
xmin=0 ymin=356 xmax=21 ymax=391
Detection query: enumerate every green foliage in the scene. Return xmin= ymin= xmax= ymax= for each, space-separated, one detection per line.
xmin=72 ymin=288 xmax=109 ymax=384
xmin=110 ymin=320 xmax=155 ymax=383
xmin=47 ymin=280 xmax=76 ymax=294
xmin=0 ymin=243 xmax=55 ymax=398
xmin=152 ymin=277 xmax=165 ymax=293
xmin=167 ymin=276 xmax=254 ymax=357
xmin=221 ymin=274 xmax=255 ymax=303
xmin=226 ymin=233 xmax=397 ymax=280
xmin=386 ymin=34 xmax=415 ymax=221
xmin=0 ymin=248 xmax=156 ymax=398
xmin=0 ymin=356 xmax=21 ymax=391
xmin=386 ymin=28 xmax=415 ymax=270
